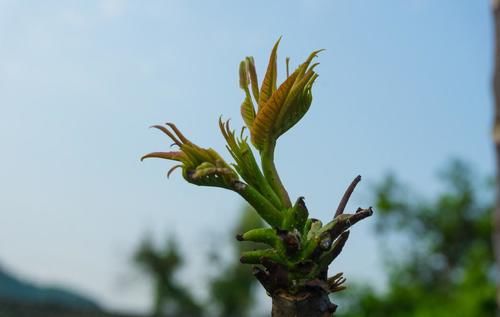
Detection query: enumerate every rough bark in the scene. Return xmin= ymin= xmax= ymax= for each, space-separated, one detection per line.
xmin=271 ymin=290 xmax=337 ymax=317
xmin=493 ymin=0 xmax=500 ymax=315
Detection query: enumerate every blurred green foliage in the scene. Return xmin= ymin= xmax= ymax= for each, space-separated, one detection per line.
xmin=338 ymin=160 xmax=495 ymax=317
xmin=134 ymin=160 xmax=494 ymax=316
xmin=133 ymin=238 xmax=203 ymax=317
xmin=209 ymin=206 xmax=266 ymax=317
xmin=133 ymin=207 xmax=265 ymax=317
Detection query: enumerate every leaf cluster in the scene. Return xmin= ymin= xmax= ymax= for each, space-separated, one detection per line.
xmin=142 ymin=39 xmax=372 ymax=296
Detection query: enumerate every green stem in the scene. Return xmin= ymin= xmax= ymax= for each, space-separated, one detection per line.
xmin=261 ymin=141 xmax=292 ymax=208
xmin=233 ymin=181 xmax=283 ymax=227
xmin=238 ymin=144 xmax=283 ymax=209
xmin=250 ymin=164 xmax=283 ymax=209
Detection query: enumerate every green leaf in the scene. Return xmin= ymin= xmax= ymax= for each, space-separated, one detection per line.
xmin=238 ymin=227 xmax=278 ymax=247
xmin=219 ymin=118 xmax=282 ymax=208
xmin=240 ymin=249 xmax=286 ymax=266
xmin=240 ymin=94 xmax=256 ymax=129
xmin=239 ymin=60 xmax=256 ymax=129
xmin=258 ymin=37 xmax=280 ymax=109
xmin=246 ymin=56 xmax=260 ymax=101
xmin=239 ymin=60 xmax=249 ymax=88
xmin=275 ymin=51 xmax=322 ymax=137
xmin=141 ymin=151 xmax=185 ymax=162
xmin=251 ymin=70 xmax=298 ymax=150
xmin=142 ymin=123 xmax=239 ymax=188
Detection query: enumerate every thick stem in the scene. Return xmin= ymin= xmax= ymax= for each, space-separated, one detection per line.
xmin=255 ymin=171 xmax=284 ymax=210
xmin=262 ymin=142 xmax=292 ymax=208
xmin=233 ymin=181 xmax=283 ymax=227
xmin=271 ymin=290 xmax=337 ymax=317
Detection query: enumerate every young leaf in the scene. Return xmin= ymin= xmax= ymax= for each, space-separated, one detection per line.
xmin=239 ymin=60 xmax=257 ymax=129
xmin=251 ymin=71 xmax=299 ymax=150
xmin=241 ymin=95 xmax=256 ymax=129
xmin=246 ymin=56 xmax=260 ymax=101
xmin=258 ymin=38 xmax=281 ymax=108
xmin=237 ymin=227 xmax=278 ymax=247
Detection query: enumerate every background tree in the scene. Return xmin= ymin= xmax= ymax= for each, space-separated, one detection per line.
xmin=492 ymin=0 xmax=500 ymax=314
xmin=133 ymin=237 xmax=203 ymax=317
xmin=209 ymin=206 xmax=265 ymax=317
xmin=338 ymin=160 xmax=495 ymax=317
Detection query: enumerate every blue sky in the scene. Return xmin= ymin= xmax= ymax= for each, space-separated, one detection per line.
xmin=0 ymin=0 xmax=493 ymax=312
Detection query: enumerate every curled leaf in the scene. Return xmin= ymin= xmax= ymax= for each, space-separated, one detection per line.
xmin=141 ymin=151 xmax=185 ymax=162
xmin=142 ymin=123 xmax=238 ymax=188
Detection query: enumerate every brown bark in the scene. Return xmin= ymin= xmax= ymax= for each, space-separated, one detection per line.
xmin=493 ymin=0 xmax=500 ymax=315
xmin=271 ymin=289 xmax=337 ymax=317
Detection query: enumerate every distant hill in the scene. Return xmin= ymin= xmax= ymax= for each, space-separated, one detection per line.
xmin=0 ymin=264 xmax=100 ymax=311
xmin=0 ymin=298 xmax=144 ymax=317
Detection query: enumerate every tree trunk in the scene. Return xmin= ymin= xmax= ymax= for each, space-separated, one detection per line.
xmin=492 ymin=0 xmax=500 ymax=315
xmin=271 ymin=290 xmax=337 ymax=317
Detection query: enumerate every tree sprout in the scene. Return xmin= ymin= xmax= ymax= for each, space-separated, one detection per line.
xmin=142 ymin=38 xmax=373 ymax=317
